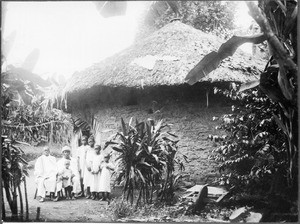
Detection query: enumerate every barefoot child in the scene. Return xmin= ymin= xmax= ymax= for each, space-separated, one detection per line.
xmin=61 ymin=159 xmax=75 ymax=200
xmin=99 ymin=154 xmax=114 ymax=202
xmin=90 ymin=145 xmax=103 ymax=200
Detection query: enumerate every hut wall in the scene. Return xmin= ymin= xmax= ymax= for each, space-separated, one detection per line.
xmin=74 ymin=101 xmax=231 ymax=183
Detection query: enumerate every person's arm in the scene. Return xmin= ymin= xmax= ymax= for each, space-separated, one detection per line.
xmin=34 ymin=157 xmax=44 ymax=177
xmin=85 ymin=152 xmax=92 ymax=171
xmin=77 ymin=157 xmax=80 ymax=172
xmin=56 ymin=159 xmax=65 ymax=177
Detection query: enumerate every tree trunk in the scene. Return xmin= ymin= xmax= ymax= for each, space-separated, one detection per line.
xmin=24 ymin=178 xmax=29 ymax=221
xmin=2 ymin=186 xmax=5 ymax=221
xmin=142 ymin=186 xmax=146 ymax=204
xmin=18 ymin=185 xmax=23 ymax=221
xmin=150 ymin=183 xmax=153 ymax=204
xmin=11 ymin=180 xmax=18 ymax=220
xmin=145 ymin=184 xmax=149 ymax=204
xmin=135 ymin=187 xmax=143 ymax=208
xmin=130 ymin=186 xmax=134 ymax=205
xmin=4 ymin=181 xmax=13 ymax=214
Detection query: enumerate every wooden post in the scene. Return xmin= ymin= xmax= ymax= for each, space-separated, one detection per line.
xmin=36 ymin=207 xmax=40 ymax=221
xmin=206 ymin=89 xmax=209 ymax=108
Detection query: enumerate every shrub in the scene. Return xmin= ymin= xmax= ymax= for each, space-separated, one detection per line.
xmin=209 ymin=86 xmax=291 ymax=198
xmin=106 ymin=118 xmax=184 ymax=206
xmin=109 ymin=199 xmax=135 ymax=220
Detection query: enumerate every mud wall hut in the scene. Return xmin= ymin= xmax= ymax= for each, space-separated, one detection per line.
xmin=62 ymin=21 xmax=266 ymax=182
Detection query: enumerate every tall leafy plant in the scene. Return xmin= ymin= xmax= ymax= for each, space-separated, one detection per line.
xmin=106 ymin=118 xmax=184 ymax=206
xmin=209 ymin=86 xmax=286 ymax=194
xmin=185 ymin=0 xmax=298 ymax=201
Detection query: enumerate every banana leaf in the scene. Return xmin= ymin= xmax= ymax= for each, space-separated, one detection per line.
xmin=121 ymin=118 xmax=127 ymax=136
xmin=21 ymin=48 xmax=40 ymax=72
xmin=112 ymin=146 xmax=124 ymax=153
xmin=185 ymin=34 xmax=266 ymax=85
xmin=238 ymin=80 xmax=260 ymax=92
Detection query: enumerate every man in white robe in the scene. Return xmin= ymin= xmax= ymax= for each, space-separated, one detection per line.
xmin=56 ymin=146 xmax=81 ymax=200
xmin=34 ymin=146 xmax=58 ymax=202
xmin=76 ymin=135 xmax=90 ymax=197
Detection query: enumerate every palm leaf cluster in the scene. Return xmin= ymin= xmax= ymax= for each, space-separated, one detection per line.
xmin=106 ymin=118 xmax=184 ymax=206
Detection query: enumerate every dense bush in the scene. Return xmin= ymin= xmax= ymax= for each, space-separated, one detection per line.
xmin=209 ymin=85 xmax=293 ymax=199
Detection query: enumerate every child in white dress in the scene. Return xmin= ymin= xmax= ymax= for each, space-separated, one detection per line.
xmin=90 ymin=145 xmax=103 ymax=200
xmin=99 ymin=153 xmax=114 ymax=202
xmin=61 ymin=159 xmax=75 ymax=200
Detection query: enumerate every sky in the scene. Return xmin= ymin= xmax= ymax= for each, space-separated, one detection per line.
xmin=2 ymin=1 xmax=254 ymax=82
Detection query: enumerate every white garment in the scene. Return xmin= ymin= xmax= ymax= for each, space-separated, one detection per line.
xmin=61 ymin=168 xmax=73 ymax=188
xmin=99 ymin=162 xmax=114 ymax=193
xmin=34 ymin=155 xmax=58 ymax=198
xmin=83 ymin=146 xmax=95 ymax=188
xmin=56 ymin=157 xmax=81 ymax=194
xmin=76 ymin=145 xmax=89 ymax=179
xmin=90 ymin=154 xmax=103 ymax=192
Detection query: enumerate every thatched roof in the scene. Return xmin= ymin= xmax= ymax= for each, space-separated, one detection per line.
xmin=63 ymin=21 xmax=266 ymax=110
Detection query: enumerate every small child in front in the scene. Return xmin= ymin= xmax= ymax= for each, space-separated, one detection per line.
xmin=99 ymin=154 xmax=114 ymax=202
xmin=61 ymin=159 xmax=75 ymax=199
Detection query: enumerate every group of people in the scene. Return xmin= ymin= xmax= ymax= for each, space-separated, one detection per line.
xmin=34 ymin=136 xmax=114 ymax=202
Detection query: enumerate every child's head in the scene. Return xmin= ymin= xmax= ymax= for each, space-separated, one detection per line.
xmin=88 ymin=136 xmax=95 ymax=147
xmin=62 ymin=146 xmax=71 ymax=159
xmin=94 ymin=145 xmax=101 ymax=154
xmin=43 ymin=146 xmax=50 ymax=156
xmin=64 ymin=159 xmax=71 ymax=169
xmin=81 ymin=136 xmax=88 ymax=145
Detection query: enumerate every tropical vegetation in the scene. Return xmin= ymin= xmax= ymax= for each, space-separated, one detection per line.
xmin=1 ymin=0 xmax=298 ymax=221
xmin=105 ymin=118 xmax=186 ymax=207
xmin=184 ymin=0 xmax=297 ymax=217
xmin=1 ymin=40 xmax=72 ymax=220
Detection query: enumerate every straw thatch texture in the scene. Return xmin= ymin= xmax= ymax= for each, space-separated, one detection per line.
xmin=63 ymin=21 xmax=266 ymax=109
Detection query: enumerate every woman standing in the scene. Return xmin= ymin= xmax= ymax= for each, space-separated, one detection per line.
xmin=84 ymin=136 xmax=95 ymax=198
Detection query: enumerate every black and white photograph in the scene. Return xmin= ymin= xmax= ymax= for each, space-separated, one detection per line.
xmin=1 ymin=0 xmax=298 ymax=222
